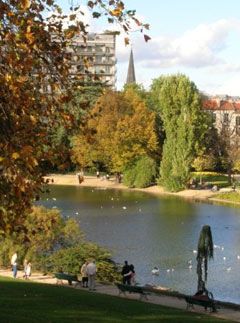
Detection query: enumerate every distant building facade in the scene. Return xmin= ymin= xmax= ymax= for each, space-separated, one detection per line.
xmin=203 ymin=96 xmax=240 ymax=136
xmin=68 ymin=32 xmax=117 ymax=88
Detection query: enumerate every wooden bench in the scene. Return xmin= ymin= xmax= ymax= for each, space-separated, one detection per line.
xmin=185 ymin=294 xmax=217 ymax=312
xmin=115 ymin=283 xmax=150 ymax=300
xmin=55 ymin=272 xmax=81 ymax=288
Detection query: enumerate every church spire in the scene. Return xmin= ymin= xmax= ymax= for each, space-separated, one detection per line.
xmin=126 ymin=49 xmax=136 ymax=84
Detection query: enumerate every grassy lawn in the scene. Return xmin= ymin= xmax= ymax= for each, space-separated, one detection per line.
xmin=191 ymin=172 xmax=229 ymax=188
xmin=0 ymin=277 xmax=230 ymax=323
xmin=213 ymin=191 xmax=240 ymax=203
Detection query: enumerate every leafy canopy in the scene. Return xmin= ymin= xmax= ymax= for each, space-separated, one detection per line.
xmin=0 ymin=0 xmax=149 ymax=236
xmin=72 ymin=88 xmax=159 ymax=172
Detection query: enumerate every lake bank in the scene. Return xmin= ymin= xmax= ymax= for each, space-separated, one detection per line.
xmin=40 ymin=180 xmax=240 ymax=303
xmin=44 ymin=174 xmax=217 ymax=203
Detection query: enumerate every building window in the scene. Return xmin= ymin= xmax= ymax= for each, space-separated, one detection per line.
xmin=95 ymin=56 xmax=102 ymax=64
xmin=223 ymin=113 xmax=229 ymax=123
xmin=105 ymin=66 xmax=111 ymax=74
xmin=236 ymin=116 xmax=240 ymax=135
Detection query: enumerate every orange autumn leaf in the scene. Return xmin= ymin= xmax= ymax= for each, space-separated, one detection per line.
xmin=20 ymin=0 xmax=31 ymax=10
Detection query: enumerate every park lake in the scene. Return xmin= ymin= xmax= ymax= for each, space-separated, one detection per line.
xmin=39 ymin=185 xmax=240 ymax=304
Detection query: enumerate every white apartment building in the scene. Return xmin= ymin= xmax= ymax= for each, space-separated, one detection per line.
xmin=69 ymin=32 xmax=117 ymax=88
xmin=203 ymin=97 xmax=240 ymax=136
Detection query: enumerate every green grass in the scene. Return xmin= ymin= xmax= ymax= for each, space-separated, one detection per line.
xmin=213 ymin=191 xmax=240 ymax=203
xmin=191 ymin=172 xmax=229 ymax=188
xmin=0 ymin=277 xmax=230 ymax=323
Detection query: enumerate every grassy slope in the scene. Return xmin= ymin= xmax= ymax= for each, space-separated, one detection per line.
xmin=192 ymin=172 xmax=229 ymax=188
xmin=0 ymin=277 xmax=230 ymax=323
xmin=213 ymin=191 xmax=240 ymax=203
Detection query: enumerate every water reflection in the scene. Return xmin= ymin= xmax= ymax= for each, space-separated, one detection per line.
xmin=39 ymin=185 xmax=240 ymax=303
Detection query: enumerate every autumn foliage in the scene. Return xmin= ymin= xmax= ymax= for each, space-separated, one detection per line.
xmin=72 ymin=88 xmax=159 ymax=173
xmin=0 ymin=0 xmax=149 ymax=236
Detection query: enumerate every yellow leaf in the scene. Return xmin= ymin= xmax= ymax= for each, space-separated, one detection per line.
xmin=110 ymin=9 xmax=121 ymax=17
xmin=5 ymin=74 xmax=11 ymax=82
xmin=12 ymin=152 xmax=20 ymax=160
xmin=20 ymin=0 xmax=31 ymax=10
xmin=0 ymin=157 xmax=4 ymax=162
xmin=30 ymin=115 xmax=37 ymax=124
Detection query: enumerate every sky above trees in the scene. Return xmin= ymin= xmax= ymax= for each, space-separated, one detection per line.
xmin=57 ymin=0 xmax=240 ymax=95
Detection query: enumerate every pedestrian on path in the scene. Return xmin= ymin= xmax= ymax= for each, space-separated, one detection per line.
xmin=86 ymin=259 xmax=97 ymax=291
xmin=80 ymin=261 xmax=89 ymax=288
xmin=11 ymin=252 xmax=18 ymax=278
xmin=25 ymin=262 xmax=32 ymax=279
xmin=121 ymin=260 xmax=131 ymax=285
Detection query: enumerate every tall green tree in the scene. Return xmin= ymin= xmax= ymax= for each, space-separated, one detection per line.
xmin=151 ymin=74 xmax=207 ymax=191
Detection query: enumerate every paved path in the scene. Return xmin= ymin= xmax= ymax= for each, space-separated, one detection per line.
xmin=1 ymin=270 xmax=240 ymax=322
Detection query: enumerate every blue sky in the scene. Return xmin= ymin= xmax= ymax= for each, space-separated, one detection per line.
xmin=57 ymin=0 xmax=240 ymax=95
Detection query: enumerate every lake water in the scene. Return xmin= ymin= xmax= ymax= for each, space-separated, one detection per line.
xmin=39 ymin=185 xmax=240 ymax=304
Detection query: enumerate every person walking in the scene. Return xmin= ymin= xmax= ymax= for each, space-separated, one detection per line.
xmin=129 ymin=264 xmax=136 ymax=285
xmin=121 ymin=260 xmax=131 ymax=285
xmin=11 ymin=252 xmax=18 ymax=278
xmin=80 ymin=261 xmax=89 ymax=288
xmin=25 ymin=262 xmax=32 ymax=279
xmin=86 ymin=260 xmax=97 ymax=291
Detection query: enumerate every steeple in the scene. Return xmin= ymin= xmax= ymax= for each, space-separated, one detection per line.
xmin=126 ymin=49 xmax=136 ymax=84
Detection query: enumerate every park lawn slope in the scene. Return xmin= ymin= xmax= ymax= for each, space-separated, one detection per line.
xmin=212 ymin=191 xmax=240 ymax=204
xmin=0 ymin=277 xmax=229 ymax=323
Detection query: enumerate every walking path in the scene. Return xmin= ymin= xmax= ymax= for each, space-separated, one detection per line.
xmin=1 ymin=269 xmax=240 ymax=322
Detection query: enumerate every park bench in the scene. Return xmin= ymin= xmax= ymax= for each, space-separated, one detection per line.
xmin=55 ymin=272 xmax=81 ymax=288
xmin=115 ymin=283 xmax=150 ymax=301
xmin=185 ymin=293 xmax=217 ymax=312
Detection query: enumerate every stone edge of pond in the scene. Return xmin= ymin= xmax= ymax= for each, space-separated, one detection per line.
xmin=144 ymin=286 xmax=240 ymax=310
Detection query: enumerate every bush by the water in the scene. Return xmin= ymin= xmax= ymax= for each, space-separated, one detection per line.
xmin=0 ymin=206 xmax=120 ymax=282
xmin=46 ymin=243 xmax=121 ymax=282
xmin=123 ymin=156 xmax=157 ymax=188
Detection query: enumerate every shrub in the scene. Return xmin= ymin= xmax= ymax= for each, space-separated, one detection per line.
xmin=0 ymin=207 xmax=119 ymax=282
xmin=46 ymin=243 xmax=121 ymax=282
xmin=123 ymin=167 xmax=137 ymax=188
xmin=134 ymin=156 xmax=157 ymax=188
xmin=123 ymin=156 xmax=157 ymax=188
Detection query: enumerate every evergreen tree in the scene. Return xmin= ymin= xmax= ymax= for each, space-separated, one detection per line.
xmin=151 ymin=74 xmax=206 ymax=191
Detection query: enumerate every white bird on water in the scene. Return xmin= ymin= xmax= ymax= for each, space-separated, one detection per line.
xmin=189 ymin=265 xmax=193 ymax=269
xmin=166 ymin=269 xmax=171 ymax=273
xmin=227 ymin=267 xmax=232 ymax=271
xmin=122 ymin=206 xmax=127 ymax=210
xmin=151 ymin=267 xmax=160 ymax=275
xmin=193 ymin=250 xmax=197 ymax=254
xmin=223 ymin=257 xmax=226 ymax=261
xmin=237 ymin=255 xmax=240 ymax=260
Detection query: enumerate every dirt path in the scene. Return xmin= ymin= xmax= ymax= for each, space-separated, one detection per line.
xmin=0 ymin=269 xmax=239 ymax=322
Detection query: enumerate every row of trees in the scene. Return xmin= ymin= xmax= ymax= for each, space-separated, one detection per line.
xmin=70 ymin=74 xmax=240 ymax=191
